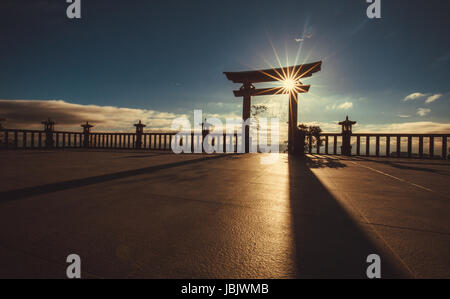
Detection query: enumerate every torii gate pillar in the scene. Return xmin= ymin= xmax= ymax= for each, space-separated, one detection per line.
xmin=242 ymin=82 xmax=252 ymax=153
xmin=288 ymin=92 xmax=298 ymax=154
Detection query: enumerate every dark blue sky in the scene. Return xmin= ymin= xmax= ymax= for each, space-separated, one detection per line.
xmin=1 ymin=0 xmax=449 ymax=129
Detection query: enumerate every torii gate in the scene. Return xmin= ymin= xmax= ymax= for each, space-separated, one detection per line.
xmin=224 ymin=61 xmax=322 ymax=154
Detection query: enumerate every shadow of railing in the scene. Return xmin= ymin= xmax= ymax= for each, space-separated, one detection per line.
xmin=0 ymin=155 xmax=229 ymax=202
xmin=306 ymin=155 xmax=347 ymax=169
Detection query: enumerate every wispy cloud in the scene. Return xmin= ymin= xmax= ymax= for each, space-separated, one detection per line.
xmin=294 ymin=33 xmax=313 ymax=43
xmin=425 ymin=94 xmax=442 ymax=104
xmin=326 ymin=102 xmax=353 ymax=110
xmin=358 ymin=122 xmax=450 ymax=134
xmin=0 ymin=99 xmax=188 ymax=131
xmin=435 ymin=51 xmax=450 ymax=64
xmin=416 ymin=108 xmax=431 ymax=117
xmin=403 ymin=92 xmax=444 ymax=104
xmin=396 ymin=114 xmax=410 ymax=118
xmin=403 ymin=92 xmax=428 ymax=102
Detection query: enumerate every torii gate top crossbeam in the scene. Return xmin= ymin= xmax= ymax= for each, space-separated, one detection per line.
xmin=223 ymin=61 xmax=322 ymax=84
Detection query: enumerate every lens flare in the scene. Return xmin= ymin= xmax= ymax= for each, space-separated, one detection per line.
xmin=282 ymin=78 xmax=296 ymax=91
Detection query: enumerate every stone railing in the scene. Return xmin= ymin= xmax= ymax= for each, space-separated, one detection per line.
xmin=306 ymin=133 xmax=449 ymax=160
xmin=0 ymin=129 xmax=242 ymax=153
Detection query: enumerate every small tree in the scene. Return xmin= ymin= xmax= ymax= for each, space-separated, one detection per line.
xmin=251 ymin=105 xmax=268 ymax=120
xmin=298 ymin=124 xmax=324 ymax=152
xmin=251 ymin=105 xmax=268 ymax=152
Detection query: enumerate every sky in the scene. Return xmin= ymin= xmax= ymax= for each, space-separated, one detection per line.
xmin=0 ymin=0 xmax=449 ymax=136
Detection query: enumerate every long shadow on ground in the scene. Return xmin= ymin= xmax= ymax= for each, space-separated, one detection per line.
xmin=288 ymin=156 xmax=410 ymax=278
xmin=0 ymin=155 xmax=228 ymax=202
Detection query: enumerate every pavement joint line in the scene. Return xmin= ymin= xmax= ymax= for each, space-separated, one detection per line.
xmin=342 ymin=160 xmax=448 ymax=277
xmin=308 ymin=159 xmax=420 ymax=278
xmin=359 ymin=222 xmax=450 ymax=237
xmin=336 ymin=193 xmax=418 ymax=279
xmin=348 ymin=160 xmax=449 ymax=197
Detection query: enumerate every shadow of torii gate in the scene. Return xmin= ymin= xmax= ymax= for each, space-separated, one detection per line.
xmin=224 ymin=61 xmax=322 ymax=154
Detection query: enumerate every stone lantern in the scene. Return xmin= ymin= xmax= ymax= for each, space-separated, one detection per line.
xmin=339 ymin=116 xmax=356 ymax=156
xmin=201 ymin=119 xmax=214 ymax=151
xmin=81 ymin=121 xmax=94 ymax=148
xmin=134 ymin=120 xmax=146 ymax=149
xmin=42 ymin=118 xmax=56 ymax=148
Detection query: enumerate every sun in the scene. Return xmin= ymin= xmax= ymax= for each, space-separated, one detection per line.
xmin=282 ymin=78 xmax=296 ymax=91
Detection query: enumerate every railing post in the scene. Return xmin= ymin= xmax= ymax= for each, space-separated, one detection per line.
xmin=365 ymin=135 xmax=370 ymax=157
xmin=4 ymin=131 xmax=9 ymax=149
xmin=38 ymin=132 xmax=42 ymax=148
xmin=356 ymin=136 xmax=360 ymax=156
xmin=396 ymin=136 xmax=401 ymax=158
xmin=325 ymin=136 xmax=329 ymax=155
xmin=386 ymin=136 xmax=390 ymax=157
xmin=14 ymin=131 xmax=18 ymax=149
xmin=419 ymin=136 xmax=424 ymax=158
xmin=429 ymin=136 xmax=434 ymax=159
xmin=23 ymin=132 xmax=28 ymax=149
xmin=223 ymin=133 xmax=227 ymax=153
xmin=333 ymin=135 xmax=337 ymax=155
xmin=316 ymin=137 xmax=320 ymax=154
xmin=376 ymin=136 xmax=380 ymax=157
xmin=442 ymin=136 xmax=448 ymax=160
xmin=407 ymin=136 xmax=412 ymax=158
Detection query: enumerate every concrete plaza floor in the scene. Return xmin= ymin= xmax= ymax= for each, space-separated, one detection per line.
xmin=0 ymin=150 xmax=448 ymax=278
